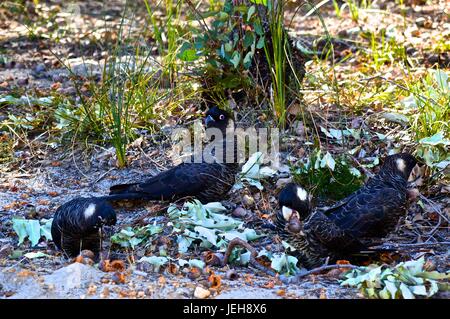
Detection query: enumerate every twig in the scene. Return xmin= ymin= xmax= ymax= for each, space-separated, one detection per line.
xmin=419 ymin=194 xmax=450 ymax=224
xmin=359 ymin=76 xmax=440 ymax=107
xmin=280 ymin=264 xmax=361 ymax=284
xmin=223 ymin=238 xmax=276 ymax=277
xmin=92 ymin=168 xmax=114 ymax=185
xmin=138 ymin=146 xmax=168 ymax=170
xmin=184 ymin=0 xmax=211 ymax=33
xmin=349 ymin=155 xmax=375 ymax=179
xmin=425 ymin=215 xmax=442 ymax=242
xmin=368 ymin=241 xmax=450 ymax=250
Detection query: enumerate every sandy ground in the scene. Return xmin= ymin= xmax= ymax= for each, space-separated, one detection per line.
xmin=0 ymin=0 xmax=448 ymax=299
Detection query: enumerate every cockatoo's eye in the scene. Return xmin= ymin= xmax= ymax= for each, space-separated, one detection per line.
xmin=219 ymin=114 xmax=225 ymax=120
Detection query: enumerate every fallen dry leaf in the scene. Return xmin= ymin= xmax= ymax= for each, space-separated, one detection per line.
xmin=158 ymin=275 xmax=166 ymax=286
xmin=99 ymin=259 xmax=111 ymax=272
xmin=50 ymin=82 xmax=61 ymax=90
xmin=112 ymin=272 xmax=126 ymax=284
xmin=208 ymin=274 xmax=221 ymax=289
xmin=187 ymin=267 xmax=201 ymax=280
xmin=37 ymin=199 xmax=49 ymax=205
xmin=100 ymin=287 xmax=110 ymax=298
xmin=110 ymin=260 xmax=125 ymax=272
xmin=325 ymin=269 xmax=343 ymax=278
xmin=17 ymin=270 xmax=34 ymax=277
xmin=424 ymin=259 xmax=436 ymax=271
xmin=73 ymin=255 xmax=84 ymax=264
xmin=87 ymin=284 xmax=97 ymax=295
xmin=166 ymin=263 xmax=179 ymax=275
xmin=276 ymin=289 xmax=286 ymax=296
xmin=262 ymin=281 xmax=275 ymax=289
xmin=51 ymin=161 xmax=61 ymax=167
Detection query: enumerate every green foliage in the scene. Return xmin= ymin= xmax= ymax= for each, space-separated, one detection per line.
xmin=430 ymin=37 xmax=450 ymax=54
xmin=180 ymin=0 xmax=297 ymax=127
xmin=417 ymin=132 xmax=450 ymax=169
xmin=111 ymin=224 xmax=163 ymax=249
xmin=60 ymin=24 xmax=185 ymax=166
xmin=24 ymin=251 xmax=51 ymax=259
xmin=402 ymin=70 xmax=450 ymax=168
xmin=257 ymin=247 xmax=300 ymax=276
xmin=234 ymin=152 xmax=277 ymax=190
xmin=12 ymin=218 xmax=53 ymax=247
xmin=0 ymin=95 xmax=53 ymax=108
xmin=168 ymin=200 xmax=263 ymax=253
xmin=138 ymin=256 xmax=205 ymax=272
xmin=50 ymin=3 xmax=200 ymax=167
xmin=341 ymin=257 xmax=450 ymax=299
xmin=263 ymin=0 xmax=288 ymax=128
xmin=292 ymin=150 xmax=364 ymax=201
xmin=365 ymin=28 xmax=407 ymax=71
xmin=0 ymin=95 xmax=57 ymax=131
xmin=0 ymin=132 xmax=13 ymax=164
xmin=144 ymin=0 xmax=184 ymax=86
xmin=138 ymin=256 xmax=169 ymax=272
xmin=178 ymin=0 xmax=266 ymax=95
xmin=346 ymin=0 xmax=360 ymax=23
xmin=406 ymin=70 xmax=449 ymax=139
xmin=332 ymin=0 xmax=343 ymax=18
xmin=331 ymin=0 xmax=368 ymax=22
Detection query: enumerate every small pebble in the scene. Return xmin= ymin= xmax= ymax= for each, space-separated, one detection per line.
xmin=415 ymin=17 xmax=426 ymax=27
xmin=137 ymin=291 xmax=145 ymax=298
xmin=194 ymin=286 xmax=210 ymax=299
xmin=34 ymin=63 xmax=46 ymax=73
xmin=242 ymin=194 xmax=254 ymax=206
xmin=17 ymin=77 xmax=29 ymax=85
xmin=232 ymin=206 xmax=248 ymax=218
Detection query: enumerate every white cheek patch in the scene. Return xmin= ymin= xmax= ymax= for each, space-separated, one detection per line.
xmin=396 ymin=158 xmax=406 ymax=173
xmin=282 ymin=206 xmax=293 ymax=221
xmin=296 ymin=187 xmax=308 ymax=201
xmin=84 ymin=204 xmax=96 ymax=220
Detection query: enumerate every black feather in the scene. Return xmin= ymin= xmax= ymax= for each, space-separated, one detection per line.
xmin=51 ymin=197 xmax=117 ymax=258
xmin=274 ymin=153 xmax=418 ymax=268
xmin=323 ymin=153 xmax=418 ymax=238
xmin=283 ymin=212 xmax=365 ymax=269
xmin=109 ymin=107 xmax=239 ymax=203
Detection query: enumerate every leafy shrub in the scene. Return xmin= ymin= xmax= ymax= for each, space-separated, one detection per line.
xmin=168 ymin=200 xmax=262 ymax=253
xmin=178 ymin=0 xmax=266 ymax=97
xmin=342 ymin=257 xmax=450 ymax=299
xmin=402 ymin=70 xmax=450 ymax=168
xmin=111 ymin=224 xmax=163 ymax=249
xmin=292 ymin=150 xmax=364 ymax=201
xmin=12 ymin=218 xmax=53 ymax=247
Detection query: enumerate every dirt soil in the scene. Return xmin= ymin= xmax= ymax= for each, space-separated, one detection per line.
xmin=0 ymin=0 xmax=448 ymax=299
